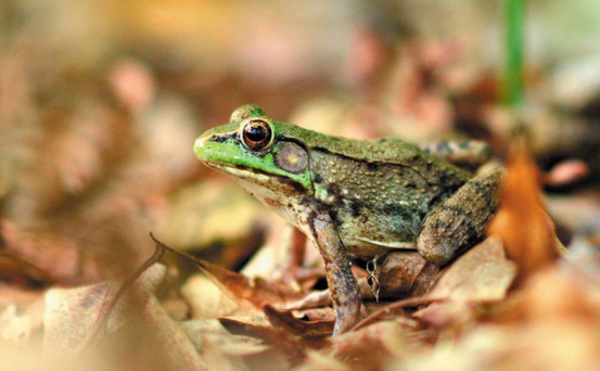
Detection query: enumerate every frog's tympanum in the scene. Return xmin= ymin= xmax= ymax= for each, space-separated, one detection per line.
xmin=194 ymin=105 xmax=502 ymax=335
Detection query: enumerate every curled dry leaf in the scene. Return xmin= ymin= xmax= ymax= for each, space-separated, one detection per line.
xmin=488 ymin=138 xmax=562 ymax=281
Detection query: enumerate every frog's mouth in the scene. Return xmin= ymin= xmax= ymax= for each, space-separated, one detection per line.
xmin=206 ymin=162 xmax=272 ymax=183
xmin=205 ymin=162 xmax=308 ymax=193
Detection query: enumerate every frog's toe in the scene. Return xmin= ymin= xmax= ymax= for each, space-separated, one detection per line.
xmin=416 ymin=233 xmax=455 ymax=267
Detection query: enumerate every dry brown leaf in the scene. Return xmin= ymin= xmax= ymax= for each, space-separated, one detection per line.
xmin=180 ymin=319 xmax=268 ymax=358
xmin=497 ymin=264 xmax=600 ymax=326
xmin=263 ymin=304 xmax=334 ymax=338
xmin=175 ymin=252 xmax=309 ymax=310
xmin=395 ymin=320 xmax=600 ymax=371
xmin=0 ymin=49 xmax=135 ymax=223
xmin=42 ymin=263 xmax=217 ymax=369
xmin=488 ymin=138 xmax=561 ymax=280
xmin=43 ymin=264 xmax=165 ymax=359
xmin=181 ymin=273 xmax=241 ymax=320
xmin=404 ymin=288 xmax=600 ymax=371
xmin=327 ymin=320 xmax=410 ymax=370
xmin=0 ymin=253 xmax=52 ymax=288
xmin=413 ymin=237 xmax=516 ymax=329
xmin=409 ymin=245 xmax=600 ymax=370
xmin=427 ymin=237 xmax=517 ymax=302
xmin=295 ymin=307 xmax=335 ymax=323
xmin=219 ymin=317 xmax=308 ymax=369
xmin=1 ymin=221 xmax=81 ymax=283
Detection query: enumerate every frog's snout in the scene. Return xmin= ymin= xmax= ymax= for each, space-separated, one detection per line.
xmin=193 ymin=135 xmax=209 ymax=160
xmin=194 ymin=136 xmax=206 ymax=149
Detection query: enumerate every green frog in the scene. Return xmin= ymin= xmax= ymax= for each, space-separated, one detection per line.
xmin=194 ymin=105 xmax=502 ymax=335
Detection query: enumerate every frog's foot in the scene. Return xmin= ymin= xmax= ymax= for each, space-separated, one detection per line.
xmin=417 ymin=167 xmax=503 ymax=266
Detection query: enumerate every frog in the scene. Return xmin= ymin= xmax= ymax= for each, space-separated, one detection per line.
xmin=194 ymin=105 xmax=502 ymax=335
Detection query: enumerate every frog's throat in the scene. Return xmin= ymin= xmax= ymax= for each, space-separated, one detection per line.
xmin=205 ymin=162 xmax=310 ymax=194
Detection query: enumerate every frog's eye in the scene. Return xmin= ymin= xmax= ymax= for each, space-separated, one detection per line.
xmin=240 ymin=118 xmax=273 ymax=151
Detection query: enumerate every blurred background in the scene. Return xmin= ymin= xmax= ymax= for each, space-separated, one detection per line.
xmin=0 ymin=0 xmax=599 ymax=292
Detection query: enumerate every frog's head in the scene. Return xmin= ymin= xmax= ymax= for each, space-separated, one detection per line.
xmin=194 ymin=105 xmax=313 ymax=199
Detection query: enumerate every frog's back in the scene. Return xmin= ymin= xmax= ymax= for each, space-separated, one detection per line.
xmin=277 ymin=123 xmax=424 ymax=165
xmin=277 ymin=122 xmax=472 ymax=257
xmin=276 ymin=122 xmax=469 ymax=180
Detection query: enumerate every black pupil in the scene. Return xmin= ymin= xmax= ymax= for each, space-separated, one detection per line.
xmin=245 ymin=122 xmax=268 ymax=143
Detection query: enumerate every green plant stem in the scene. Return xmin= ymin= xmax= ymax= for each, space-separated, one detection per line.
xmin=505 ymin=0 xmax=525 ymax=108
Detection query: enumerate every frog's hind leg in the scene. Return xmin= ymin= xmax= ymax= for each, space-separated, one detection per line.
xmin=417 ymin=167 xmax=503 ymax=266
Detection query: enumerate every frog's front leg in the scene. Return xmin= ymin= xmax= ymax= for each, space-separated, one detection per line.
xmin=307 ymin=205 xmax=362 ymax=335
xmin=417 ymin=167 xmax=503 ymax=266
